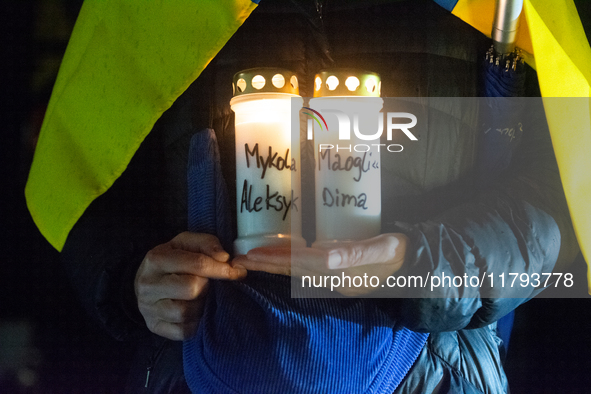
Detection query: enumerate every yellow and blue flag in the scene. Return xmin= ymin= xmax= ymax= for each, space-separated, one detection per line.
xmin=26 ymin=0 xmax=591 ymax=292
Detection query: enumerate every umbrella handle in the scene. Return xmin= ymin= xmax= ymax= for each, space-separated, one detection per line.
xmin=492 ymin=0 xmax=523 ymax=54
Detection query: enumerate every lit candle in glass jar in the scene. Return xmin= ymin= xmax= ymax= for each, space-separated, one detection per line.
xmin=231 ymin=68 xmax=305 ymax=255
xmin=309 ymin=70 xmax=383 ymax=248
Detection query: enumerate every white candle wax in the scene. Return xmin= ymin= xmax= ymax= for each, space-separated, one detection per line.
xmin=310 ymin=97 xmax=383 ymax=247
xmin=232 ymin=94 xmax=304 ymax=255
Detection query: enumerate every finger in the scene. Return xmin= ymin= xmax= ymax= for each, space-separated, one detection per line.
xmin=247 ymin=247 xmax=329 ymax=270
xmin=149 ymin=320 xmax=199 ymax=341
xmin=245 ymin=247 xmax=292 ymax=264
xmin=235 ymin=254 xmax=324 ymax=279
xmin=147 ymin=298 xmax=205 ymax=324
xmin=147 ymin=246 xmax=246 ymax=279
xmin=233 ymin=254 xmax=291 ymax=276
xmin=138 ymin=274 xmax=209 ymax=301
xmin=327 ymin=234 xmax=404 ymax=270
xmin=170 ymin=232 xmax=230 ymax=262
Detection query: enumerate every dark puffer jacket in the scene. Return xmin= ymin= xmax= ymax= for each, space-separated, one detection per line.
xmin=60 ymin=1 xmax=579 ymax=393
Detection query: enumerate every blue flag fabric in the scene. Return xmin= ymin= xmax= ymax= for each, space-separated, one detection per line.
xmin=432 ymin=0 xmax=459 ymax=12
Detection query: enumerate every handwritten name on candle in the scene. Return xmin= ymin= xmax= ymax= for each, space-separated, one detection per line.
xmin=240 ymin=180 xmax=299 ymax=221
xmin=245 ymin=143 xmax=296 ymax=179
xmin=317 ymin=150 xmax=378 ymax=182
xmin=322 ymin=187 xmax=368 ymax=210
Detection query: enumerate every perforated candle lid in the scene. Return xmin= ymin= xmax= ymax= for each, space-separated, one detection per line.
xmin=313 ymin=69 xmax=381 ymax=97
xmin=232 ymin=68 xmax=299 ymax=97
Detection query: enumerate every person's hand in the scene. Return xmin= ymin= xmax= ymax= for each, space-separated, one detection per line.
xmin=135 ymin=232 xmax=246 ymax=340
xmin=234 ymin=233 xmax=408 ymax=296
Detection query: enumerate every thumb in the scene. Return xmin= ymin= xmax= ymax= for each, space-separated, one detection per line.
xmin=327 ymin=234 xmax=403 ymax=270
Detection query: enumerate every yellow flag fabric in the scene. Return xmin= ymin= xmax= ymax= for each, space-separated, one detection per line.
xmin=25 ymin=0 xmax=258 ymax=251
xmin=523 ymin=0 xmax=591 ymax=293
xmin=453 ymin=0 xmax=591 ymax=292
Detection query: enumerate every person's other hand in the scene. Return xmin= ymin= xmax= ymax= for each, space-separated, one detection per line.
xmin=234 ymin=233 xmax=408 ymax=296
xmin=135 ymin=232 xmax=246 ymax=340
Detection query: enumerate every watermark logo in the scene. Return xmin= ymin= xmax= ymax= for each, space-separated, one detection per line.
xmin=303 ymin=107 xmax=329 ymax=135
xmin=303 ymin=106 xmax=418 ymax=152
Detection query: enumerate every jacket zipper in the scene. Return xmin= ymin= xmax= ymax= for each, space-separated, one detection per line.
xmin=145 ymin=339 xmax=167 ymax=388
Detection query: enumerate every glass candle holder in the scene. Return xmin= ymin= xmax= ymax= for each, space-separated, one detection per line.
xmin=309 ymin=70 xmax=383 ymax=248
xmin=231 ymin=68 xmax=305 ymax=255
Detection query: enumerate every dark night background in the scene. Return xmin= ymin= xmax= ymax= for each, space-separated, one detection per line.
xmin=1 ymin=1 xmax=591 ymax=393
